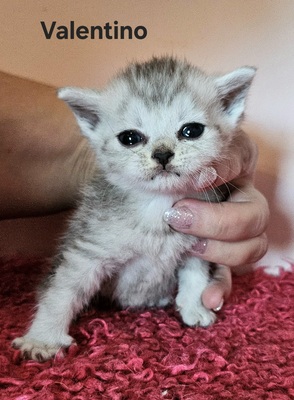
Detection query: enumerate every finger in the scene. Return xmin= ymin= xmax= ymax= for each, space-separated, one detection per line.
xmin=164 ymin=188 xmax=269 ymax=241
xmin=190 ymin=233 xmax=268 ymax=267
xmin=201 ymin=265 xmax=232 ymax=310
xmin=211 ymin=133 xmax=258 ymax=187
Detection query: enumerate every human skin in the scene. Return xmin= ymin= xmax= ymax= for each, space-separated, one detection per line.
xmin=0 ymin=71 xmax=96 ymax=219
xmin=0 ymin=71 xmax=269 ymax=311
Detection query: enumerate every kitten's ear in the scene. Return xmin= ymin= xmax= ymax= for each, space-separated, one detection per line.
xmin=58 ymin=87 xmax=101 ymax=140
xmin=215 ymin=67 xmax=256 ymax=126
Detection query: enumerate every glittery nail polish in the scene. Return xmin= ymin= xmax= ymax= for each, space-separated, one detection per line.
xmin=163 ymin=207 xmax=194 ymax=229
xmin=192 ymin=238 xmax=208 ymax=254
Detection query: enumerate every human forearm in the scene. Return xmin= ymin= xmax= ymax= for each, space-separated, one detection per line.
xmin=0 ymin=72 xmax=96 ymax=219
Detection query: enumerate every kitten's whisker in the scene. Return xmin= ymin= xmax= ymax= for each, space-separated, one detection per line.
xmin=215 ymin=156 xmax=240 ymax=176
xmin=217 ymin=171 xmax=247 ymax=198
xmin=213 ymin=172 xmax=233 ymax=200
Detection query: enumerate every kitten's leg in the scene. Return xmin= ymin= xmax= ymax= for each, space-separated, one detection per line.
xmin=12 ymin=253 xmax=103 ymax=361
xmin=176 ymin=257 xmax=216 ymax=327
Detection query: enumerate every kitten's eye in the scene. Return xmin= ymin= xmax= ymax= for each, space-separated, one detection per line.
xmin=178 ymin=123 xmax=205 ymax=140
xmin=117 ymin=130 xmax=145 ymax=147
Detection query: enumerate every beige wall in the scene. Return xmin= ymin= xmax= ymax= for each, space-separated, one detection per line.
xmin=1 ymin=0 xmax=294 ymax=267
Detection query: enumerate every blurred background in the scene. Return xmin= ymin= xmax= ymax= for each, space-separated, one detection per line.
xmin=1 ymin=0 xmax=293 ymax=269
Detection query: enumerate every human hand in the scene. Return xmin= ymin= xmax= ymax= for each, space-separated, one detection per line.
xmin=164 ymin=135 xmax=269 ymax=311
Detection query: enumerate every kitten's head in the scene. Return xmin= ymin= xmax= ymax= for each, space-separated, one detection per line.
xmin=58 ymin=57 xmax=256 ymax=194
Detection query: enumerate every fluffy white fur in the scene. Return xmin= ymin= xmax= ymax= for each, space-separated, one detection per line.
xmin=12 ymin=57 xmax=255 ymax=361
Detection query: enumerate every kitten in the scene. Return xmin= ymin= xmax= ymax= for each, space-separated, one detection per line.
xmin=13 ymin=57 xmax=256 ymax=361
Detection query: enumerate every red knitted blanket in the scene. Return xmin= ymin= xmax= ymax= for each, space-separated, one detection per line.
xmin=1 ymin=258 xmax=294 ymax=399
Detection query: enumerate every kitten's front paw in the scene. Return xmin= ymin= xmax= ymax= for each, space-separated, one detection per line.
xmin=176 ymin=297 xmax=216 ymax=327
xmin=12 ymin=335 xmax=75 ymax=362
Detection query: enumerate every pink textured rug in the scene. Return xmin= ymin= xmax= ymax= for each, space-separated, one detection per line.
xmin=1 ymin=257 xmax=294 ymax=400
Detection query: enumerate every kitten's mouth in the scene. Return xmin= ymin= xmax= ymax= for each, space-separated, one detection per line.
xmin=151 ymin=169 xmax=180 ymax=180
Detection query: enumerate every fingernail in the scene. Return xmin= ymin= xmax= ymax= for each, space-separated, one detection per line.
xmin=213 ymin=298 xmax=224 ymax=312
xmin=163 ymin=207 xmax=194 ymax=229
xmin=192 ymin=238 xmax=208 ymax=254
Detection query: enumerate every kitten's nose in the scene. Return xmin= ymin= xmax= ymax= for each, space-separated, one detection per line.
xmin=152 ymin=150 xmax=174 ymax=168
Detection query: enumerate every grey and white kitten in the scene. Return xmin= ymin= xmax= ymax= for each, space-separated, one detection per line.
xmin=13 ymin=57 xmax=255 ymax=361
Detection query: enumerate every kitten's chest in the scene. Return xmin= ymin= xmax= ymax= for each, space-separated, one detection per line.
xmin=131 ymin=194 xmax=195 ymax=259
xmin=82 ymin=183 xmax=195 ymax=261
xmin=137 ymin=195 xmax=175 ymax=231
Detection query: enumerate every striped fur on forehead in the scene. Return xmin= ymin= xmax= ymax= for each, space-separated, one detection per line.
xmin=118 ymin=57 xmax=205 ymax=106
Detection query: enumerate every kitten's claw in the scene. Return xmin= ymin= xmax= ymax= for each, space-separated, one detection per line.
xmin=12 ymin=335 xmax=75 ymax=362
